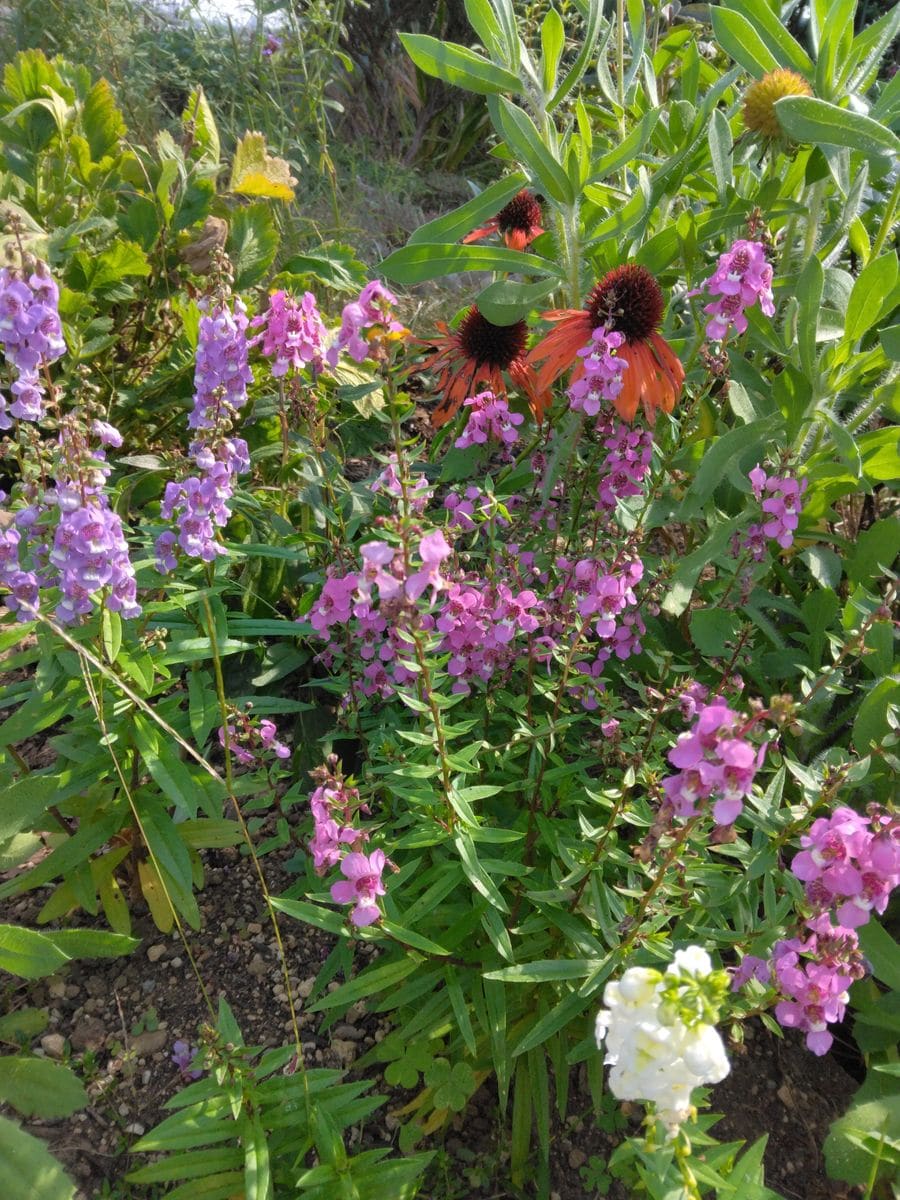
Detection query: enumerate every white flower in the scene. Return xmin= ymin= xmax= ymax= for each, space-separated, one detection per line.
xmin=594 ymin=947 xmax=731 ymax=1133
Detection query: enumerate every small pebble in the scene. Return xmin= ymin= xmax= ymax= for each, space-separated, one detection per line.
xmin=146 ymin=944 xmax=166 ymax=963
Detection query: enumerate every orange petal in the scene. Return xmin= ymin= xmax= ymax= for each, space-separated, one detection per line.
xmin=612 ymin=345 xmax=643 ymax=423
xmin=462 ymin=222 xmax=497 ymax=245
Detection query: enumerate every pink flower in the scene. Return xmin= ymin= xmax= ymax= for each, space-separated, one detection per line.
xmin=568 ymin=327 xmax=628 ymax=417
xmin=331 ymin=849 xmax=387 ymax=926
xmin=455 ymin=390 xmax=524 ymax=450
xmin=406 ymin=530 xmax=451 ymax=603
xmin=698 ymin=239 xmax=775 ymax=342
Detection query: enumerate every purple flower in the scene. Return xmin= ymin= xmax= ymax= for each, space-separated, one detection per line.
xmin=189 ymin=299 xmax=253 ymax=431
xmin=171 ymin=1040 xmax=203 ymax=1080
xmin=454 ymin=390 xmax=524 ymax=451
xmin=331 ymin=849 xmax=387 ymax=926
xmin=697 ymin=240 xmax=775 ymax=342
xmin=568 ymin=326 xmax=628 ymax=416
xmin=662 ymin=701 xmax=763 ymax=828
xmin=328 ymin=280 xmax=402 ymax=366
xmin=250 ymin=290 xmax=328 ymax=378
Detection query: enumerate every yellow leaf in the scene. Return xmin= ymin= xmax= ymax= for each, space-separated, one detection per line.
xmin=138 ymin=860 xmax=174 ymax=933
xmin=229 ymin=131 xmax=295 ymax=202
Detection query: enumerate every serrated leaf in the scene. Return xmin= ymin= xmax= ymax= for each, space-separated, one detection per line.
xmin=229 ymin=131 xmax=295 ymax=201
xmin=183 ymin=86 xmax=219 ymax=165
xmin=81 ymin=77 xmax=125 ymax=161
xmin=227 ymin=202 xmax=278 ymax=289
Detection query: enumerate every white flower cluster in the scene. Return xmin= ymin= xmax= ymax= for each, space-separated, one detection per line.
xmin=594 ymin=946 xmax=730 ymax=1132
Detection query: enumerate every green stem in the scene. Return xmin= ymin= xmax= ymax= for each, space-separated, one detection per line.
xmin=870 ymin=171 xmax=900 ymax=260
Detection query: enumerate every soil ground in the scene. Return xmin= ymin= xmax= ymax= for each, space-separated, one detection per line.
xmin=2 ymin=845 xmax=861 ymax=1200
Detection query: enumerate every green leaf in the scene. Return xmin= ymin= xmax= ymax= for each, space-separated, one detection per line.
xmin=682 ymin=416 xmax=781 ymax=514
xmin=825 ymin=1085 xmax=900 ymax=1187
xmin=721 ymin=0 xmax=813 ymax=75
xmin=707 ymin=109 xmax=732 ymax=201
xmin=843 ymin=253 xmax=898 ymax=344
xmin=0 ymin=773 xmax=55 ymax=842
xmin=454 ymin=831 xmax=509 ymax=912
xmin=489 ymin=95 xmax=574 ymax=204
xmin=379 ymin=242 xmax=560 ymax=285
xmin=484 ymin=959 xmax=602 ymax=983
xmin=710 ymin=8 xmax=781 ymax=78
xmin=126 ymin=1146 xmax=244 ymax=1184
xmin=848 ymin=518 xmax=900 ymax=589
xmin=858 ymin=922 xmax=900 ymax=992
xmin=133 ymin=789 xmax=201 ymax=929
xmin=227 ymin=203 xmax=278 ymax=290
xmin=81 ymin=78 xmax=125 ymax=161
xmin=475 ymin=277 xmax=558 ymax=326
xmin=307 ymin=957 xmax=420 ymax=1012
xmin=279 ymin=241 xmax=367 ymax=293
xmin=399 ymin=34 xmax=523 ymax=96
xmin=549 ymin=2 xmax=609 ymax=112
xmin=183 ymin=86 xmax=220 ymax=165
xmin=48 ymin=929 xmax=138 ymax=961
xmin=0 ymin=1115 xmax=77 ymax=1200
xmin=408 ymin=173 xmax=527 ymax=245
xmin=796 ymin=253 xmax=824 ymax=378
xmin=860 ymin=427 xmax=900 ymax=483
xmin=589 ymin=109 xmax=660 ymax=182
xmin=380 ymin=920 xmax=450 ymax=957
xmin=776 ymin=96 xmax=900 ymax=162
xmin=0 ymin=925 xmax=69 ymax=979
xmin=0 ymin=1057 xmax=87 ymax=1119
xmin=540 ymin=8 xmax=565 ymax=95
xmin=853 ymin=678 xmax=899 ymax=754
xmin=690 ymin=609 xmax=743 ymax=658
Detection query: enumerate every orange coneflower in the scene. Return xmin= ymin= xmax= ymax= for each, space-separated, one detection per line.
xmin=528 ymin=263 xmax=685 ymax=424
xmin=417 ymin=305 xmax=551 ymax=429
xmin=462 ymin=189 xmax=545 ymax=252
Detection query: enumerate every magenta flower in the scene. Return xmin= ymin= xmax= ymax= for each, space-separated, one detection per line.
xmin=455 ymin=390 xmax=524 ymax=450
xmin=328 ymin=280 xmax=402 ymax=365
xmin=250 ymin=290 xmax=328 ymax=378
xmin=697 ymin=239 xmax=775 ymax=341
xmin=331 ymin=849 xmax=387 ymax=926
xmin=568 ymin=326 xmax=628 ymax=417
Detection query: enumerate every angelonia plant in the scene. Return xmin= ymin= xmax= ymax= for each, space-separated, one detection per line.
xmin=0 ymin=1 xmax=898 ymax=1198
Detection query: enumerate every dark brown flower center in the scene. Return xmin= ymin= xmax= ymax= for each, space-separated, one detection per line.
xmin=587 ymin=264 xmax=665 ymax=342
xmin=497 ymin=190 xmax=542 ymax=235
xmin=458 ymin=307 xmax=528 ymax=368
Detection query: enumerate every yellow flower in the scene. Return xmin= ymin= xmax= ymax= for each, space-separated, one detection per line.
xmin=742 ymin=68 xmax=812 ymax=140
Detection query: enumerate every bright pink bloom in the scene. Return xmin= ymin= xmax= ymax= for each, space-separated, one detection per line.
xmin=455 ymin=390 xmax=524 ymax=450
xmin=698 ymin=239 xmax=775 ymax=341
xmin=406 ymin=530 xmax=451 ymax=603
xmin=331 ymin=849 xmax=387 ymax=926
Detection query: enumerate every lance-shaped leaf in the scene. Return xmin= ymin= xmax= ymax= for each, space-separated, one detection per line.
xmin=399 ymin=34 xmax=523 ymax=96
xmin=775 ymin=96 xmax=900 ymax=162
xmin=379 ymin=242 xmax=562 ymax=285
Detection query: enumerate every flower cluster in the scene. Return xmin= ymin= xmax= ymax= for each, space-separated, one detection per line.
xmin=791 ymin=805 xmax=899 ymax=929
xmin=308 ymin=759 xmax=387 ymax=927
xmin=249 ymin=289 xmax=329 ymax=378
xmin=444 ymin=486 xmax=514 ymax=533
xmin=454 ymin=389 xmax=523 ymax=451
xmin=698 ymin=239 xmax=775 ymax=342
xmin=594 ymin=415 xmax=654 ymax=512
xmin=371 ymin=455 xmax=433 ymax=514
xmin=329 ymin=280 xmax=403 ymax=366
xmin=745 ymin=464 xmax=807 ymax=553
xmin=567 ymin=327 xmax=627 ymax=417
xmin=662 ymin=700 xmax=764 ymax=827
xmin=1 ymin=401 xmax=140 ymax=626
xmin=310 ymin=526 xmax=647 ymax=708
xmin=595 ymin=947 xmax=731 ymax=1132
xmin=733 ymin=806 xmax=896 ymax=1054
xmin=188 ymin=299 xmax=253 ymax=432
xmin=156 ymin=437 xmax=250 ymax=569
xmin=771 ymin=914 xmax=866 ymax=1054
xmin=0 ymin=261 xmax=66 ymax=427
xmin=218 ymin=709 xmax=291 ymax=768
xmin=156 ymin=295 xmax=252 ymax=571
